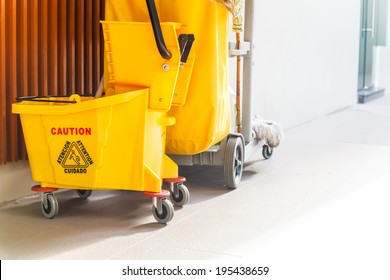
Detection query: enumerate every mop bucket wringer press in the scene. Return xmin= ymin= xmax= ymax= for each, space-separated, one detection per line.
xmin=12 ymin=0 xmax=194 ymax=224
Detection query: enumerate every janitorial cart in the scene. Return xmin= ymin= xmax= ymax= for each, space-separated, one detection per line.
xmin=13 ymin=0 xmax=281 ymax=224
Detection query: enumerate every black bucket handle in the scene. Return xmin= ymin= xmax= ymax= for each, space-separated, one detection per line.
xmin=15 ymin=96 xmax=77 ymax=104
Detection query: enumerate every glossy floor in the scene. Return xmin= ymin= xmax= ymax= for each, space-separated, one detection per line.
xmin=1 ymin=96 xmax=390 ymax=278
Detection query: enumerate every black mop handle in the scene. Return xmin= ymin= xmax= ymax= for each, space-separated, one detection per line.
xmin=145 ymin=0 xmax=172 ymax=60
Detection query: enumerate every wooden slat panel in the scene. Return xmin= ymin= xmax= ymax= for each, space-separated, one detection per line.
xmin=19 ymin=0 xmax=29 ymax=99
xmin=76 ymin=0 xmax=85 ymax=92
xmin=85 ymin=0 xmax=93 ymax=93
xmin=67 ymin=0 xmax=76 ymax=93
xmin=0 ymin=0 xmax=7 ymax=164
xmin=0 ymin=0 xmax=105 ymax=165
xmin=8 ymin=0 xmax=18 ymax=162
xmin=58 ymin=0 xmax=67 ymax=95
xmin=48 ymin=0 xmax=59 ymax=96
xmin=92 ymin=0 xmax=104 ymax=90
xmin=38 ymin=0 xmax=49 ymax=96
xmin=29 ymin=0 xmax=39 ymax=96
xmin=97 ymin=0 xmax=105 ymax=89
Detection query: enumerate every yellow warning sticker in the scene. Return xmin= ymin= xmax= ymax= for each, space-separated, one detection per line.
xmin=57 ymin=141 xmax=94 ymax=174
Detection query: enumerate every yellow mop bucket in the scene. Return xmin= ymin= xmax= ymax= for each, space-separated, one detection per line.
xmin=11 ymin=90 xmax=163 ymax=192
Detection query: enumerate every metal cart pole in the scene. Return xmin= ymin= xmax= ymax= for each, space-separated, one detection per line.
xmin=242 ymin=0 xmax=255 ymax=144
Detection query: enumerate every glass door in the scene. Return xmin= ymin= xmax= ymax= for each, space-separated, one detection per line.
xmin=358 ymin=0 xmax=376 ymax=91
xmin=358 ymin=0 xmax=387 ymax=102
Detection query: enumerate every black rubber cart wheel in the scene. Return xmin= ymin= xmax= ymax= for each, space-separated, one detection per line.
xmin=152 ymin=199 xmax=174 ymax=224
xmin=224 ymin=136 xmax=244 ymax=189
xmin=262 ymin=144 xmax=273 ymax=159
xmin=76 ymin=189 xmax=92 ymax=199
xmin=41 ymin=194 xmax=59 ymax=219
xmin=170 ymin=183 xmax=190 ymax=207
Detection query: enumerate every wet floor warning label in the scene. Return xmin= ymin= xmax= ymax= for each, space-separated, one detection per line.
xmin=57 ymin=141 xmax=94 ymax=173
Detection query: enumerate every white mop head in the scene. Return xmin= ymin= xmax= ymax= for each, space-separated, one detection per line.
xmin=252 ymin=115 xmax=283 ymax=148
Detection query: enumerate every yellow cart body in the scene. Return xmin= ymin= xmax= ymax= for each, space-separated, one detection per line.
xmin=105 ymin=0 xmax=231 ymax=155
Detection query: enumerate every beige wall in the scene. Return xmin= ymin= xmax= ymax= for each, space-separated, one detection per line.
xmin=251 ymin=0 xmax=361 ymax=128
